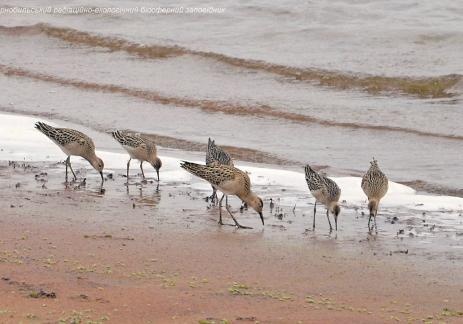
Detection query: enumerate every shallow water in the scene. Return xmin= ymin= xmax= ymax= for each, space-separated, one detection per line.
xmin=0 ymin=0 xmax=462 ymax=196
xmin=1 ymin=113 xmax=462 ymax=261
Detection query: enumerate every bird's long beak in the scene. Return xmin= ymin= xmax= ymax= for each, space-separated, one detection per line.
xmin=259 ymin=212 xmax=264 ymax=225
xmin=156 ymin=169 xmax=160 ymax=182
xmin=100 ymin=171 xmax=104 ymax=183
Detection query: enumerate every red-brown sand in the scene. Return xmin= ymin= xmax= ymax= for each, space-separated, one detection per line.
xmin=1 ymin=162 xmax=462 ymax=323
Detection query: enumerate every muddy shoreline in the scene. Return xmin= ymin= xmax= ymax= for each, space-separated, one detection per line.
xmin=1 ymin=161 xmax=462 ymax=323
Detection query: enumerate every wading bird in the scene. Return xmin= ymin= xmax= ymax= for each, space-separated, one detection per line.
xmin=112 ymin=130 xmax=162 ymax=182
xmin=304 ymin=165 xmax=341 ymax=232
xmin=35 ymin=122 xmax=104 ymax=185
xmin=361 ymin=158 xmax=388 ymax=232
xmin=180 ymin=161 xmax=263 ymax=229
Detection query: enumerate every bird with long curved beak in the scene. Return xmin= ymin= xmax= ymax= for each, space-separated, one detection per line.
xmin=35 ymin=122 xmax=104 ymax=186
xmin=180 ymin=161 xmax=264 ymax=229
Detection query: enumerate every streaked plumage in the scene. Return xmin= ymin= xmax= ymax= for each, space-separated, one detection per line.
xmin=205 ymin=138 xmax=233 ymax=202
xmin=180 ymin=161 xmax=263 ymax=229
xmin=34 ymin=122 xmax=104 ymax=184
xmin=112 ymin=130 xmax=162 ymax=182
xmin=304 ymin=165 xmax=341 ymax=231
xmin=206 ymin=138 xmax=233 ymax=166
xmin=361 ymin=158 xmax=388 ymax=231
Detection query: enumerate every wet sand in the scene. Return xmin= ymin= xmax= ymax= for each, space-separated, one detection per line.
xmin=1 ymin=3 xmax=463 ymax=323
xmin=1 ymin=162 xmax=462 ymax=323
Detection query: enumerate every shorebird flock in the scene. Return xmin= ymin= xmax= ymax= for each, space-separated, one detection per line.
xmin=34 ymin=122 xmax=389 ymax=232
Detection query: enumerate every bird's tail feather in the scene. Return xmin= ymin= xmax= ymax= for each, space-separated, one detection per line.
xmin=35 ymin=122 xmax=58 ymax=140
xmin=304 ymin=164 xmax=316 ymax=178
xmin=111 ymin=130 xmax=124 ymax=144
xmin=208 ymin=138 xmax=215 ymax=150
xmin=180 ymin=161 xmax=210 ymax=180
xmin=206 ymin=138 xmax=215 ymax=165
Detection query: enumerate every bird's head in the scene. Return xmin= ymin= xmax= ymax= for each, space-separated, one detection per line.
xmin=245 ymin=193 xmax=264 ymax=225
xmin=332 ymin=203 xmax=341 ymax=230
xmin=151 ymin=157 xmax=162 ymax=171
xmin=151 ymin=157 xmax=162 ymax=181
xmin=90 ymin=157 xmax=104 ymax=173
xmin=89 ymin=156 xmax=105 ymax=183
xmin=89 ymin=156 xmax=104 ymax=183
xmin=333 ymin=204 xmax=341 ymax=218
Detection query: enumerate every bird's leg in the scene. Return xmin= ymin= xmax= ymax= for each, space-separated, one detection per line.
xmin=206 ymin=186 xmax=216 ymax=204
xmin=217 ymin=194 xmax=235 ymax=227
xmin=326 ymin=209 xmax=333 ymax=232
xmin=211 ymin=187 xmax=215 ymax=203
xmin=140 ymin=161 xmax=145 ymax=180
xmin=312 ymin=202 xmax=317 ymax=230
xmin=69 ymin=165 xmax=77 ymax=182
xmin=374 ymin=209 xmax=378 ymax=234
xmin=67 ymin=156 xmax=77 ymax=181
xmin=126 ymin=158 xmax=131 ymax=183
xmin=211 ymin=187 xmax=217 ymax=204
xmin=218 ymin=193 xmax=225 ymax=225
xmin=368 ymin=214 xmax=372 ymax=232
xmin=65 ymin=156 xmax=69 ymax=183
xmin=225 ymin=195 xmax=229 ymax=208
xmin=226 ymin=204 xmax=252 ymax=229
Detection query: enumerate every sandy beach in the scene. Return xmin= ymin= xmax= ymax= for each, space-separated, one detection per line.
xmin=2 ymin=1 xmax=463 ymax=322
xmin=1 ymin=158 xmax=463 ymax=323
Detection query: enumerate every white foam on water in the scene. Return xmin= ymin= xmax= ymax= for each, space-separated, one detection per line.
xmin=241 ymin=166 xmax=463 ymax=213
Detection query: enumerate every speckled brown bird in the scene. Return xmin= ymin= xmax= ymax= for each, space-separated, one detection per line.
xmin=361 ymin=158 xmax=388 ymax=231
xmin=35 ymin=122 xmax=104 ymax=184
xmin=304 ymin=165 xmax=341 ymax=232
xmin=112 ymin=130 xmax=162 ymax=182
xmin=180 ymin=161 xmax=263 ymax=229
